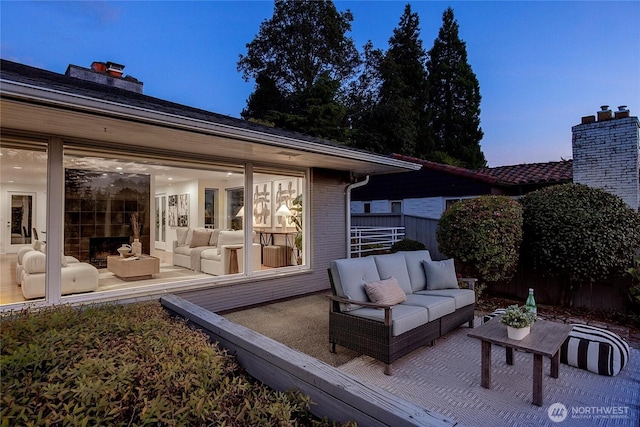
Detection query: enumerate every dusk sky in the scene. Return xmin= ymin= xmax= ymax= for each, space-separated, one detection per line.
xmin=1 ymin=1 xmax=638 ymax=167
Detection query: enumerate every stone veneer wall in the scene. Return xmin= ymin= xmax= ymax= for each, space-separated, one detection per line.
xmin=572 ymin=115 xmax=640 ymax=211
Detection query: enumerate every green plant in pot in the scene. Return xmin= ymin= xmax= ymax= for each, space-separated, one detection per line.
xmin=500 ymin=304 xmax=535 ymax=340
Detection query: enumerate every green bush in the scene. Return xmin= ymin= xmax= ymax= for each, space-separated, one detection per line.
xmin=520 ymin=183 xmax=640 ymax=304
xmin=390 ymin=238 xmax=426 ymax=252
xmin=0 ymin=303 xmax=350 ymax=427
xmin=437 ymin=195 xmax=523 ymax=283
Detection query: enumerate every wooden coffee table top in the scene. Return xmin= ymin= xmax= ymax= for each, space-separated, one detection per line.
xmin=468 ymin=317 xmax=573 ymax=357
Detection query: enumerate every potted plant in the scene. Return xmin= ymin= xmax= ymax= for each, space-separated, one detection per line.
xmin=500 ymin=304 xmax=535 ymax=340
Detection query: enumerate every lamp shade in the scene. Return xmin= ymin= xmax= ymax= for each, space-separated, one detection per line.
xmin=235 ymin=206 xmax=245 ymax=218
xmin=275 ymin=204 xmax=292 ymax=217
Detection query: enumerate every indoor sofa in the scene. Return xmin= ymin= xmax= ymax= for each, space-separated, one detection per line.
xmin=328 ymin=250 xmax=476 ymax=374
xmin=21 ymin=250 xmax=98 ymax=299
xmin=173 ymin=228 xmax=261 ymax=275
xmin=16 ymin=240 xmax=80 ymax=284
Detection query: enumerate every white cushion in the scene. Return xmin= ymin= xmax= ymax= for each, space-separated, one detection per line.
xmin=216 ymin=230 xmax=244 ymax=254
xmin=175 ymin=227 xmax=189 ymax=246
xmin=209 ymin=229 xmax=221 ymax=246
xmin=365 ymin=277 xmax=406 ymax=305
xmin=423 ymin=259 xmax=459 ymax=290
xmin=22 ymin=250 xmax=46 ymax=274
xmin=200 ymin=248 xmax=221 ymax=261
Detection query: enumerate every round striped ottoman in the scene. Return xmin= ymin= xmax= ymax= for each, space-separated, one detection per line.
xmin=560 ymin=324 xmax=630 ymax=376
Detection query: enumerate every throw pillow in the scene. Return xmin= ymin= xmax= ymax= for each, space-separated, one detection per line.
xmin=190 ymin=230 xmax=212 ymax=248
xmin=61 ymin=252 xmax=68 ymax=267
xmin=364 ymin=277 xmax=407 ymax=305
xmin=422 ymin=259 xmax=459 ymax=290
xmin=175 ymin=228 xmax=189 ymax=246
xmin=209 ymin=229 xmax=221 ymax=246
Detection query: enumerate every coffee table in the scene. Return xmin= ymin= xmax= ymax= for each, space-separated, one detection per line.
xmin=468 ymin=317 xmax=572 ymax=406
xmin=107 ymin=255 xmax=160 ymax=280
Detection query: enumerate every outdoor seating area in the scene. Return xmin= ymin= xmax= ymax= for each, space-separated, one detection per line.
xmin=220 ymin=291 xmax=639 ymax=426
xmin=327 ymin=250 xmax=476 ymax=374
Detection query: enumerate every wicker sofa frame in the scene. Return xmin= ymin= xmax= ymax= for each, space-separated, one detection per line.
xmin=328 ymin=261 xmax=475 ymax=375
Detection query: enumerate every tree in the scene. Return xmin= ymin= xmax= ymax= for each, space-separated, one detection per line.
xmin=238 ymin=0 xmax=359 ymax=140
xmin=426 ymin=7 xmax=485 ymax=169
xmin=351 ymin=4 xmax=429 ymax=156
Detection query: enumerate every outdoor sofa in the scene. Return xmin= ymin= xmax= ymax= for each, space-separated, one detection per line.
xmin=328 ymin=250 xmax=476 ymax=374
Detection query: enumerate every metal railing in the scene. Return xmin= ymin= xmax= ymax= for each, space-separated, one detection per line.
xmin=350 ymin=226 xmax=405 ymax=258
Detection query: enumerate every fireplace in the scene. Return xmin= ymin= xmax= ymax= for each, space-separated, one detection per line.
xmin=90 ymin=236 xmax=131 ymax=268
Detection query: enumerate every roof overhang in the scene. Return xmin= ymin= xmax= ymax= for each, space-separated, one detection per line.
xmin=0 ymin=79 xmax=420 ymax=175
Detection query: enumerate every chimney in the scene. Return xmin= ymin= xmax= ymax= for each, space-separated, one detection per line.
xmin=597 ymin=105 xmax=612 ymax=121
xmin=572 ymin=105 xmax=639 ymax=211
xmin=65 ymin=61 xmax=143 ymax=94
xmin=615 ymin=105 xmax=630 ymax=119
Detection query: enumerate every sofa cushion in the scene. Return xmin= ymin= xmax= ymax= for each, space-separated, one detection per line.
xmin=416 ymin=289 xmax=475 ymax=309
xmin=190 ymin=230 xmax=212 ymax=248
xmin=401 ymin=250 xmax=432 ymax=292
xmin=33 ymin=240 xmax=46 ymax=252
xmin=402 ymin=294 xmax=456 ymax=322
xmin=374 ymin=253 xmax=412 ymax=294
xmin=330 ymin=257 xmax=381 ymax=312
xmin=174 ymin=245 xmax=193 ymax=256
xmin=560 ymin=324 xmax=630 ymax=376
xmin=365 ymin=277 xmax=406 ymax=305
xmin=217 ymin=230 xmax=245 ymax=254
xmin=176 ymin=227 xmax=189 ymax=246
xmin=423 ymin=259 xmax=458 ymax=290
xmin=200 ymin=248 xmax=221 ymax=261
xmin=22 ymin=250 xmax=46 ymax=274
xmin=185 ymin=227 xmax=208 ymax=246
xmin=209 ymin=228 xmax=221 ymax=246
xmin=349 ymin=304 xmax=430 ymax=337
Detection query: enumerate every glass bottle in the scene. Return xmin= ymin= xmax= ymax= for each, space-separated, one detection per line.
xmin=525 ymin=288 xmax=537 ymax=318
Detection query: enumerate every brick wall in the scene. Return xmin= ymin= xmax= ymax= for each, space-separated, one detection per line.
xmin=572 ymin=111 xmax=640 ymax=211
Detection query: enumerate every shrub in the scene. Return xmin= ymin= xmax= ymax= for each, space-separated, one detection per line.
xmin=437 ymin=196 xmax=523 ymax=283
xmin=520 ymin=183 xmax=640 ymax=305
xmin=0 ymin=303 xmax=350 ymax=427
xmin=390 ymin=238 xmax=426 ymax=252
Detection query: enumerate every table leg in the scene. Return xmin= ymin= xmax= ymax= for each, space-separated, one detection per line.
xmin=481 ymin=340 xmax=492 ymax=388
xmin=533 ymin=354 xmax=543 ymax=406
xmin=506 ymin=347 xmax=514 ymax=365
xmin=229 ymin=248 xmax=239 ymax=274
xmin=550 ymin=350 xmax=560 ymax=378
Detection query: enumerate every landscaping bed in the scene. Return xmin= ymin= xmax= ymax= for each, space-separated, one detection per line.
xmin=0 ymin=302 xmax=351 ymax=427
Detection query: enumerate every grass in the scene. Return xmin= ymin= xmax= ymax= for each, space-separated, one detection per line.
xmin=1 ymin=302 xmax=353 ymax=427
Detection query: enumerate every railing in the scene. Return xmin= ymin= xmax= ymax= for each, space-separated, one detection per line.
xmin=350 ymin=226 xmax=405 ymax=258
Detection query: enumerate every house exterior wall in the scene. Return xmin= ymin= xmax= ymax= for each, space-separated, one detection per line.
xmin=572 ymin=114 xmax=640 ymax=211
xmin=176 ymin=168 xmax=348 ymax=312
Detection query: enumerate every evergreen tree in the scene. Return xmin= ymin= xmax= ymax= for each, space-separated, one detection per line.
xmin=372 ymin=4 xmax=429 ymax=156
xmin=237 ymin=0 xmax=359 ymax=141
xmin=426 ymin=7 xmax=485 ymax=169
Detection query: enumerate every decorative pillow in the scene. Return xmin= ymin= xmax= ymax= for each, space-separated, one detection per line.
xmin=364 ymin=277 xmax=407 ymax=306
xmin=185 ymin=227 xmax=207 ymax=246
xmin=61 ymin=252 xmax=69 ymax=267
xmin=190 ymin=230 xmax=212 ymax=248
xmin=209 ymin=229 xmax=221 ymax=246
xmin=175 ymin=228 xmax=189 ymax=246
xmin=33 ymin=240 xmax=45 ymax=252
xmin=422 ymin=259 xmax=459 ymax=290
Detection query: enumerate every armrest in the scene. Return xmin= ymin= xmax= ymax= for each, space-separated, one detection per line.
xmin=173 ymin=240 xmax=178 ymax=251
xmin=459 ymin=278 xmax=477 ymax=291
xmin=327 ymin=295 xmax=393 ymax=327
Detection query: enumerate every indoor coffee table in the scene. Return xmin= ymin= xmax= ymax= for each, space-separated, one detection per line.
xmin=468 ymin=317 xmax=572 ymax=406
xmin=107 ymin=255 xmax=160 ymax=280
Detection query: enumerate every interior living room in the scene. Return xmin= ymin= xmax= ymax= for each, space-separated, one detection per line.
xmin=1 ymin=143 xmax=306 ymax=305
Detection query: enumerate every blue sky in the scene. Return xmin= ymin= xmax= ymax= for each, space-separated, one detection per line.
xmin=1 ymin=1 xmax=638 ymax=167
